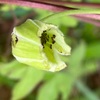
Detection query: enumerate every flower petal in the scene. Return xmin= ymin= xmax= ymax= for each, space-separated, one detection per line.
xmin=14 ymin=19 xmax=40 ymax=46
xmin=46 ymin=27 xmax=71 ymax=55
xmin=12 ymin=19 xmax=71 ymax=72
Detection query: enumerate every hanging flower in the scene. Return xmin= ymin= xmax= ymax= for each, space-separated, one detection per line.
xmin=12 ymin=19 xmax=71 ymax=72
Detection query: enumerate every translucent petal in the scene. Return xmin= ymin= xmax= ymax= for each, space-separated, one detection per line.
xmin=12 ymin=19 xmax=71 ymax=72
xmin=12 ymin=39 xmax=43 ymax=60
xmin=43 ymin=45 xmax=67 ymax=72
xmin=13 ymin=19 xmax=40 ymax=46
xmin=47 ymin=27 xmax=71 ymax=55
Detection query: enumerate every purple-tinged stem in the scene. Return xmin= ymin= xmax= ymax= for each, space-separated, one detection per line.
xmin=75 ymin=16 xmax=100 ymax=27
xmin=0 ymin=0 xmax=74 ymax=12
xmin=32 ymin=0 xmax=100 ymax=8
xmin=1 ymin=0 xmax=100 ymax=26
xmin=74 ymin=14 xmax=100 ymax=20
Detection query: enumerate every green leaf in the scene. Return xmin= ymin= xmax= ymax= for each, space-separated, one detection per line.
xmin=35 ymin=9 xmax=53 ymax=20
xmin=38 ymin=72 xmax=76 ymax=100
xmin=86 ymin=42 xmax=100 ymax=59
xmin=43 ymin=15 xmax=78 ymax=27
xmin=37 ymin=74 xmax=59 ymax=100
xmin=0 ymin=60 xmax=27 ymax=79
xmin=69 ymin=42 xmax=86 ymax=66
xmin=55 ymin=73 xmax=75 ymax=100
xmin=11 ymin=67 xmax=44 ymax=100
xmin=60 ymin=16 xmax=78 ymax=27
xmin=1 ymin=5 xmax=32 ymax=19
xmin=0 ymin=74 xmax=15 ymax=88
xmin=76 ymin=80 xmax=100 ymax=100
xmin=69 ymin=42 xmax=86 ymax=77
xmin=80 ymin=62 xmax=97 ymax=76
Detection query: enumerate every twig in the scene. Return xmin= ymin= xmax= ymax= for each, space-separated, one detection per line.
xmin=31 ymin=0 xmax=100 ymax=8
xmin=74 ymin=16 xmax=100 ymax=27
xmin=0 ymin=0 xmax=74 ymax=12
xmin=1 ymin=0 xmax=100 ymax=26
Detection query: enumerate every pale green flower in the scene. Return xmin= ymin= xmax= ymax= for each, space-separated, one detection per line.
xmin=12 ymin=19 xmax=71 ymax=72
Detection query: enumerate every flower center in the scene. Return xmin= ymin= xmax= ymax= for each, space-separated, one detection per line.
xmin=40 ymin=30 xmax=56 ymax=49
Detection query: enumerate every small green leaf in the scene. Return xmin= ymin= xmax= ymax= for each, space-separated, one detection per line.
xmin=69 ymin=42 xmax=86 ymax=66
xmin=55 ymin=73 xmax=75 ymax=100
xmin=76 ymin=80 xmax=100 ymax=100
xmin=86 ymin=42 xmax=100 ymax=59
xmin=37 ymin=74 xmax=59 ymax=100
xmin=0 ymin=60 xmax=27 ymax=79
xmin=80 ymin=62 xmax=97 ymax=76
xmin=69 ymin=42 xmax=86 ymax=77
xmin=37 ymin=72 xmax=76 ymax=100
xmin=11 ymin=67 xmax=44 ymax=100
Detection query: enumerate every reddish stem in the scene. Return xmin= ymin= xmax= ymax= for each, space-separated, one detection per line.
xmin=1 ymin=0 xmax=100 ymax=26
xmin=74 ymin=14 xmax=100 ymax=20
xmin=31 ymin=0 xmax=100 ymax=8
xmin=74 ymin=16 xmax=100 ymax=27
xmin=0 ymin=0 xmax=74 ymax=12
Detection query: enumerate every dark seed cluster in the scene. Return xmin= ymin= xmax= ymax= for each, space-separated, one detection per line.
xmin=40 ymin=30 xmax=56 ymax=49
xmin=51 ymin=35 xmax=56 ymax=44
xmin=12 ymin=35 xmax=18 ymax=47
xmin=15 ymin=36 xmax=18 ymax=44
xmin=40 ymin=31 xmax=49 ymax=48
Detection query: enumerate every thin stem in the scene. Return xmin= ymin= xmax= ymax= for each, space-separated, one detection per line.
xmin=32 ymin=0 xmax=100 ymax=8
xmin=74 ymin=16 xmax=100 ymax=27
xmin=41 ymin=9 xmax=100 ymax=22
xmin=76 ymin=80 xmax=99 ymax=100
xmin=0 ymin=0 xmax=74 ymax=12
xmin=1 ymin=0 xmax=100 ymax=26
xmin=74 ymin=14 xmax=100 ymax=20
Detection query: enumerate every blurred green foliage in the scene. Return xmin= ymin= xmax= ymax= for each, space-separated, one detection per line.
xmin=0 ymin=2 xmax=100 ymax=100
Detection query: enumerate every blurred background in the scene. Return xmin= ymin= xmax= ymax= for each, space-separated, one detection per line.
xmin=0 ymin=0 xmax=100 ymax=100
